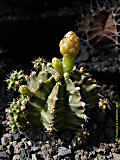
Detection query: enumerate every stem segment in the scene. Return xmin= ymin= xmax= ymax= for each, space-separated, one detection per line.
xmin=62 ymin=54 xmax=75 ymax=78
xmin=62 ymin=55 xmax=75 ymax=77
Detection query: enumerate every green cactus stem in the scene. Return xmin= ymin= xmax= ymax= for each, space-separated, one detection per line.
xmin=9 ymin=97 xmax=29 ymax=131
xmin=62 ymin=55 xmax=75 ymax=77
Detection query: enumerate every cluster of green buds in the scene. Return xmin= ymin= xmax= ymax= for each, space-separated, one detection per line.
xmin=32 ymin=57 xmax=47 ymax=71
xmin=6 ymin=70 xmax=25 ymax=91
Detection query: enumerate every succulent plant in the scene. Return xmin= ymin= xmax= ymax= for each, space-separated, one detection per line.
xmin=7 ymin=31 xmax=111 ymax=142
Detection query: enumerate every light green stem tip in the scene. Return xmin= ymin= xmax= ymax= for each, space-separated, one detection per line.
xmin=52 ymin=57 xmax=63 ymax=75
xmin=19 ymin=85 xmax=31 ymax=96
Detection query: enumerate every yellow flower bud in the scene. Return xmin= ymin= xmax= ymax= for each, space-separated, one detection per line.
xmin=59 ymin=31 xmax=80 ymax=57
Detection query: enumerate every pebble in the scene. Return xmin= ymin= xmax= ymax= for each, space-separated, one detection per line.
xmin=11 ymin=141 xmax=17 ymax=148
xmin=53 ymin=155 xmax=58 ymax=160
xmin=32 ymin=154 xmax=37 ymax=160
xmin=6 ymin=144 xmax=14 ymax=155
xmin=14 ymin=142 xmax=25 ymax=154
xmin=13 ymin=154 xmax=20 ymax=160
xmin=58 ymin=146 xmax=71 ymax=158
xmin=112 ymin=153 xmax=120 ymax=159
xmin=1 ymin=134 xmax=10 ymax=146
xmin=20 ymin=149 xmax=27 ymax=159
xmin=0 ymin=151 xmax=9 ymax=160
xmin=75 ymin=149 xmax=89 ymax=160
xmin=27 ymin=140 xmax=33 ymax=147
xmin=41 ymin=144 xmax=52 ymax=160
xmin=80 ymin=155 xmax=88 ymax=160
xmin=0 ymin=146 xmax=3 ymax=151
xmin=106 ymin=152 xmax=113 ymax=159
xmin=31 ymin=146 xmax=40 ymax=153
xmin=88 ymin=150 xmax=96 ymax=159
xmin=13 ymin=133 xmax=21 ymax=142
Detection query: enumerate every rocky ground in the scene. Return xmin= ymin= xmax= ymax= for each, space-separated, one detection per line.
xmin=1 ymin=0 xmax=120 ymax=159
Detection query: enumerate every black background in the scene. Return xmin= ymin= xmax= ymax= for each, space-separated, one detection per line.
xmin=0 ymin=0 xmax=88 ymax=63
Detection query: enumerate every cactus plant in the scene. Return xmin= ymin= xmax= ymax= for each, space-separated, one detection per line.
xmin=7 ymin=31 xmax=110 ymax=141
